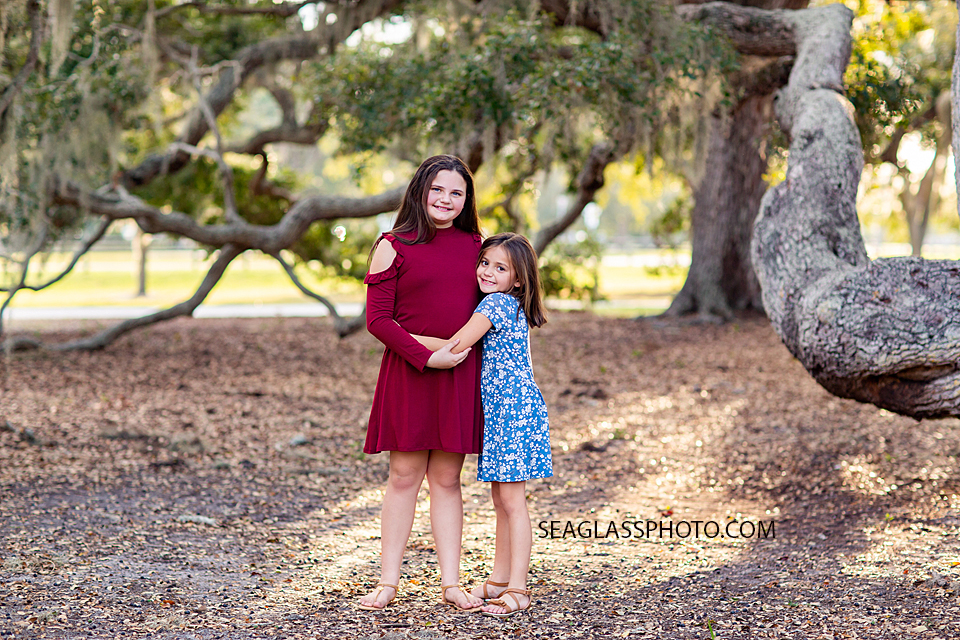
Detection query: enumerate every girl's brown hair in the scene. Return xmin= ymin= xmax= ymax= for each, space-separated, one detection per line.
xmin=480 ymin=232 xmax=547 ymax=328
xmin=388 ymin=155 xmax=480 ymax=245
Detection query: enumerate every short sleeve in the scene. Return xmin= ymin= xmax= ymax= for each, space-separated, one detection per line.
xmin=475 ymin=292 xmax=517 ymax=331
xmin=363 ymin=234 xmax=404 ymax=284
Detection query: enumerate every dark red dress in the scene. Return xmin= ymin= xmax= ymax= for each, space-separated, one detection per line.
xmin=363 ymin=226 xmax=483 ymax=454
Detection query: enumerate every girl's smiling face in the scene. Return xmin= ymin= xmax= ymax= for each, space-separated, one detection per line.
xmin=426 ymin=170 xmax=467 ymax=228
xmin=477 ymin=245 xmax=520 ymax=294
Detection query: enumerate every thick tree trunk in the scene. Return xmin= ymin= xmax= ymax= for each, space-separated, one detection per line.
xmin=664 ymin=92 xmax=770 ymax=319
xmin=752 ymin=3 xmax=960 ymax=419
xmin=668 ymin=0 xmax=809 ymax=320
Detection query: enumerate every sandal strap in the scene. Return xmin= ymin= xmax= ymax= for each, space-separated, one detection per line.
xmin=488 ymin=588 xmax=531 ymax=609
xmin=375 ymin=583 xmax=398 ymax=591
xmin=479 ymin=580 xmax=509 ymax=598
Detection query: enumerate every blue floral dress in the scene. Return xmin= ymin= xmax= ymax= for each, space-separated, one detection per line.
xmin=475 ymin=292 xmax=552 ymax=482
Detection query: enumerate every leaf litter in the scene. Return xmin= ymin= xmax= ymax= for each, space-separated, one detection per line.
xmin=1 ymin=314 xmax=958 ymax=639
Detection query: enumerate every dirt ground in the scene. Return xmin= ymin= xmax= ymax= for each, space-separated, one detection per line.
xmin=1 ymin=313 xmax=959 ymax=639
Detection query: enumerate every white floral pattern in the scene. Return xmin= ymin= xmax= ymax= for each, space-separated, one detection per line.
xmin=475 ymin=292 xmax=552 ymax=482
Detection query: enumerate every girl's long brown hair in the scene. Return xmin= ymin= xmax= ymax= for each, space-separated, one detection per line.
xmin=480 ymin=233 xmax=547 ymax=328
xmin=387 ymin=155 xmax=480 ymax=245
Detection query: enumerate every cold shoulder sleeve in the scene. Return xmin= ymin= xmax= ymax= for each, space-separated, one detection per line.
xmin=364 ymin=235 xmax=433 ymax=371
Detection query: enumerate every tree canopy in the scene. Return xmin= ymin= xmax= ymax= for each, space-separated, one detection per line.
xmin=0 ymin=0 xmax=731 ymax=347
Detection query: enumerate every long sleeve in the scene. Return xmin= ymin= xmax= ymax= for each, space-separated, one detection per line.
xmin=366 ymin=274 xmax=433 ymax=372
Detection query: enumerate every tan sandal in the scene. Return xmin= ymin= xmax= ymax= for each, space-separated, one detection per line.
xmin=481 ymin=588 xmax=532 ymax=618
xmin=357 ymin=582 xmax=398 ymax=611
xmin=441 ymin=584 xmax=483 ymax=611
xmin=473 ymin=579 xmax=509 ymax=600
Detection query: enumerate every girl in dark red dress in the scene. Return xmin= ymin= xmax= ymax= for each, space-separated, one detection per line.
xmin=358 ymin=155 xmax=485 ymax=612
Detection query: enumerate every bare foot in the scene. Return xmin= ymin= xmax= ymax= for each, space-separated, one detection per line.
xmin=442 ymin=585 xmax=483 ymax=610
xmin=470 ymin=579 xmax=508 ymax=600
xmin=481 ymin=588 xmax=531 ymax=616
xmin=358 ymin=584 xmax=396 ymax=610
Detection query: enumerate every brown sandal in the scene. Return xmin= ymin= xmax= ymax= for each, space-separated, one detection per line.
xmin=481 ymin=588 xmax=532 ymax=618
xmin=441 ymin=584 xmax=483 ymax=611
xmin=357 ymin=583 xmax=398 ymax=611
xmin=473 ymin=580 xmax=509 ymax=600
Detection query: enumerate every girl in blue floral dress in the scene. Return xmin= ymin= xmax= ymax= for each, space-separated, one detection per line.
xmin=414 ymin=232 xmax=551 ymax=617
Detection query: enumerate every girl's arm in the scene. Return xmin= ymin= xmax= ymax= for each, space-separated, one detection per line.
xmin=414 ymin=312 xmax=493 ymax=362
xmin=410 ymin=334 xmax=452 ymax=351
xmin=366 ymin=239 xmax=466 ymax=370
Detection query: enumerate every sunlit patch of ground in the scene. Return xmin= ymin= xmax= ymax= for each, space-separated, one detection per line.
xmin=2 ymin=314 xmax=958 ymax=638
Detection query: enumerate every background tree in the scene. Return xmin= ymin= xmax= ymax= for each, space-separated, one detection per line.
xmin=665 ymin=0 xmax=807 ymax=321
xmin=0 ymin=0 xmax=729 ymax=350
xmin=847 ymin=0 xmax=956 ymax=257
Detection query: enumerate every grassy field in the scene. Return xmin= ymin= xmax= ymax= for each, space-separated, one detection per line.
xmin=5 ymin=242 xmax=957 ymax=318
xmin=4 ymin=248 xmax=689 ymax=316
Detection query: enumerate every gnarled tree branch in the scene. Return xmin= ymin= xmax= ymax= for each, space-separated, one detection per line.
xmin=120 ymin=0 xmax=405 ymax=191
xmin=4 ymin=244 xmax=244 ymax=353
xmin=534 ymin=141 xmax=617 ymax=255
xmin=750 ymin=3 xmax=960 ymax=419
xmin=268 ymin=250 xmax=366 ymax=338
xmin=154 ymin=1 xmax=316 ymax=19
xmin=51 ymin=177 xmax=404 ymax=253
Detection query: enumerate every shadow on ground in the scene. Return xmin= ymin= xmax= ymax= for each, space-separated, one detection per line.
xmin=1 ymin=314 xmax=958 ymax=639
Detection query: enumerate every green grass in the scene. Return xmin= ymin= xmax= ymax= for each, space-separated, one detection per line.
xmin=6 ymin=249 xmax=688 ymax=313
xmin=7 ymin=241 xmax=959 ymax=313
xmin=6 ymin=251 xmax=364 ymax=309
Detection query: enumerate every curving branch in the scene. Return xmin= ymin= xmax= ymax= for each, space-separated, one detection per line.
xmin=187 ymin=47 xmax=241 ymax=223
xmin=0 ymin=216 xmax=111 ymax=295
xmin=0 ymin=224 xmax=50 ymax=338
xmin=223 ymin=95 xmax=329 ymax=156
xmin=4 ymin=244 xmax=244 ymax=353
xmin=120 ymin=0 xmax=405 ymax=191
xmin=676 ymin=1 xmax=798 ymax=57
xmin=51 ymin=178 xmax=404 ymax=253
xmin=155 ymin=1 xmax=317 ymax=19
xmin=268 ymin=250 xmax=366 ymax=337
xmin=749 ymin=3 xmax=960 ymax=419
xmin=533 ymin=141 xmax=617 ymax=255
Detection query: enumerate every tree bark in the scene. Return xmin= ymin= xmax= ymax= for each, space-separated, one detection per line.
xmin=663 ymin=89 xmax=773 ymax=319
xmin=133 ymin=228 xmax=149 ymax=297
xmin=751 ymin=3 xmax=960 ymax=419
xmin=954 ymin=18 xmax=960 ymax=200
xmin=668 ymin=0 xmax=808 ymax=321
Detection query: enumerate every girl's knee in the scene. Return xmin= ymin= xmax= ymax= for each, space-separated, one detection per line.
xmin=425 ymin=452 xmax=464 ymax=491
xmin=388 ymin=471 xmax=423 ymax=493
xmin=388 ymin=457 xmax=427 ymax=492
xmin=426 ymin=468 xmax=462 ymax=492
xmin=493 ymin=483 xmax=527 ymax=514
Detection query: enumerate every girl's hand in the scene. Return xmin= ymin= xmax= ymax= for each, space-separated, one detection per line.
xmin=426 ymin=340 xmax=470 ymax=369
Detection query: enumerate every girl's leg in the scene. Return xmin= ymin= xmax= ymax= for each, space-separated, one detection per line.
xmin=471 ymin=482 xmax=511 ymax=599
xmin=358 ymin=450 xmax=429 ymax=609
xmin=482 ymin=480 xmax=532 ymax=615
xmin=425 ymin=450 xmax=483 ymax=609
